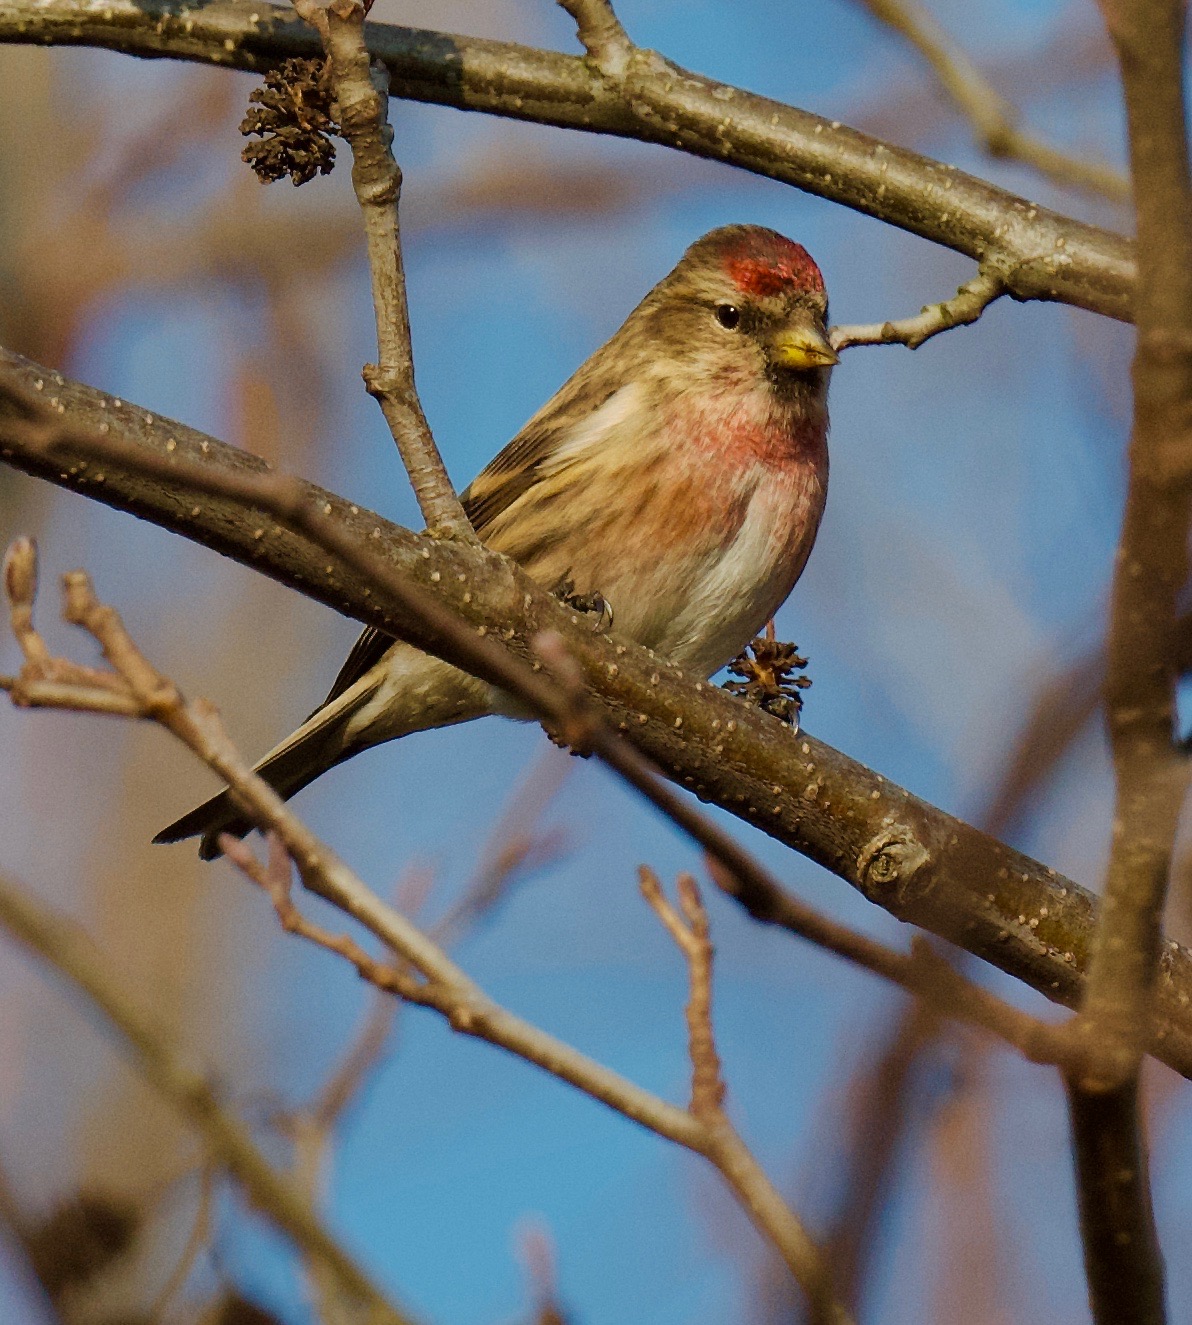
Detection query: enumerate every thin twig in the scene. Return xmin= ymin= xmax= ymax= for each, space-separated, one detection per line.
xmin=146 ymin=1164 xmax=215 ymax=1323
xmin=639 ymin=868 xmax=725 ymax=1118
xmin=854 ymin=0 xmax=1129 ymax=202
xmin=830 ymin=268 xmax=1005 ymax=352
xmin=303 ymin=0 xmax=473 ymax=539
xmin=639 ymin=868 xmax=845 ymax=1321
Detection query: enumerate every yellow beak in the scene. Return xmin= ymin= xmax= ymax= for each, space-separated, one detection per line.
xmin=770 ymin=321 xmax=839 ymax=370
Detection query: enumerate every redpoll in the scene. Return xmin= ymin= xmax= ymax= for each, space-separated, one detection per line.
xmin=157 ymin=225 xmax=836 ymax=857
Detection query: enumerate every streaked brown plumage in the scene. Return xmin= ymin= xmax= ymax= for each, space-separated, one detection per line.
xmin=157 ymin=225 xmax=836 ymax=858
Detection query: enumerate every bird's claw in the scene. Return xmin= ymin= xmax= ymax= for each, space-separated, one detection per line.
xmin=556 ymin=579 xmax=615 ymax=633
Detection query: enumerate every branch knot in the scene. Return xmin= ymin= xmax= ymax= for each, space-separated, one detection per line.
xmin=856 ymin=828 xmax=931 ymax=905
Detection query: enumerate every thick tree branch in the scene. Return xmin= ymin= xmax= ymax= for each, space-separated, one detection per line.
xmin=0 ymin=0 xmax=1135 ymax=320
xmin=313 ymin=0 xmax=473 ymax=539
xmin=855 ymin=0 xmax=1130 ymax=202
xmin=7 ymin=353 xmax=1192 ymax=1082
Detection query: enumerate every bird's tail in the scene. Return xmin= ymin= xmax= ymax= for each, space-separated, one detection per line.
xmin=155 ymin=644 xmax=499 ymax=860
xmin=153 ymin=671 xmax=383 ymax=861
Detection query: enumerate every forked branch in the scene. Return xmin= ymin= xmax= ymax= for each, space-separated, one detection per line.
xmin=639 ymin=867 xmax=842 ymax=1320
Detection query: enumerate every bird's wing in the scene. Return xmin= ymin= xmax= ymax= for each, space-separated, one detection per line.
xmin=320 ymin=357 xmax=635 ymax=711
xmin=460 ymin=375 xmax=626 ymax=535
xmin=317 ymin=625 xmax=391 ymax=712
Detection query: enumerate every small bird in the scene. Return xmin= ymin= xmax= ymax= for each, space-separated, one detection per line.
xmin=157 ymin=225 xmax=836 ymax=858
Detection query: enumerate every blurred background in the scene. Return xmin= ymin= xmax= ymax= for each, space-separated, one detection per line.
xmin=0 ymin=1 xmax=1177 ymax=1322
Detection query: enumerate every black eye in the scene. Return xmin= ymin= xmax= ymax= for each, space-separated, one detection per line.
xmin=715 ymin=303 xmax=741 ymax=330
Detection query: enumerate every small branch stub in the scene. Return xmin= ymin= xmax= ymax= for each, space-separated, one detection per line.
xmin=831 ymin=269 xmax=1005 ymax=352
xmin=856 ymin=828 xmax=931 ymax=906
xmin=557 ymin=0 xmax=633 ymax=79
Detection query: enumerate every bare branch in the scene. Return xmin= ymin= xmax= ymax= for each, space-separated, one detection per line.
xmin=0 ymin=867 xmax=414 ymax=1325
xmin=830 ymin=268 xmax=1005 ymax=352
xmin=307 ymin=0 xmax=473 ymax=540
xmin=639 ymin=868 xmax=725 ymax=1118
xmin=0 ymin=0 xmax=1136 ymax=320
xmin=639 ymin=868 xmax=844 ymax=1320
xmin=1061 ymin=0 xmax=1192 ymax=1316
xmin=146 ymin=1164 xmax=215 ymax=1323
xmin=854 ymin=0 xmax=1130 ymax=202
xmin=1078 ymin=0 xmax=1192 ymax=1087
xmin=1067 ymin=1083 xmax=1164 ymax=1325
xmin=0 ymin=550 xmax=853 ymax=1320
xmin=9 ymin=359 xmax=1192 ymax=1080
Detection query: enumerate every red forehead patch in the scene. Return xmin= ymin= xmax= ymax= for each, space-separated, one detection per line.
xmin=723 ymin=236 xmax=824 ymax=298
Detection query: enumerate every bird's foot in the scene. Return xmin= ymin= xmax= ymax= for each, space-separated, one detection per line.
xmin=555 ymin=578 xmax=615 ymax=633
xmin=722 ymin=629 xmax=811 ymax=733
xmin=543 ymin=725 xmax=594 ymax=758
